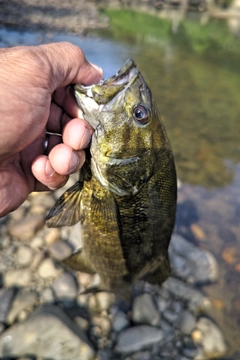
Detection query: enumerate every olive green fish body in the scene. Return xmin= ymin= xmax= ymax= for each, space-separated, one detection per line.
xmin=46 ymin=60 xmax=177 ymax=294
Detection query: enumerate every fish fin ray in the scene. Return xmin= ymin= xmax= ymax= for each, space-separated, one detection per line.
xmin=137 ymin=254 xmax=171 ymax=285
xmin=91 ymin=190 xmax=122 ymax=232
xmin=63 ymin=248 xmax=96 ymax=274
xmin=46 ymin=181 xmax=83 ymax=227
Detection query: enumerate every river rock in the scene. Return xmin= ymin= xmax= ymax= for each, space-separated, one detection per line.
xmin=38 ymin=258 xmax=62 ymax=278
xmin=52 ymin=272 xmax=78 ymax=302
xmin=7 ymin=214 xmax=45 ymax=240
xmin=194 ymin=317 xmax=227 ymax=358
xmin=16 ymin=245 xmax=33 ymax=266
xmin=89 ymin=292 xmax=116 ymax=313
xmin=132 ymin=293 xmax=160 ymax=326
xmin=45 ymin=228 xmax=61 ymax=245
xmin=176 ymin=310 xmax=196 ymax=335
xmin=125 ymin=350 xmax=151 ymax=360
xmin=41 ymin=287 xmax=55 ymax=304
xmin=4 ymin=269 xmax=31 ymax=287
xmin=169 ymin=234 xmax=219 ymax=284
xmin=0 ymin=304 xmax=95 ymax=360
xmin=7 ymin=289 xmax=37 ymax=324
xmin=0 ymin=287 xmax=16 ymax=322
xmin=112 ymin=311 xmax=130 ymax=332
xmin=115 ymin=325 xmax=164 ymax=354
xmin=163 ymin=277 xmax=211 ymax=312
xmin=49 ymin=240 xmax=72 ymax=261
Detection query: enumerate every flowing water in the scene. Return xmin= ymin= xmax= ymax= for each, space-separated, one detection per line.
xmin=0 ymin=9 xmax=240 ymax=358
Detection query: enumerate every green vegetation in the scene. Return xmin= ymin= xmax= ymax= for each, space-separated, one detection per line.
xmin=101 ymin=8 xmax=240 ymax=63
xmin=99 ymin=8 xmax=171 ymax=43
xmin=98 ymin=8 xmax=240 ymax=188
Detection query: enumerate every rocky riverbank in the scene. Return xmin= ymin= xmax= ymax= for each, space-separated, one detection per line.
xmin=0 ymin=175 xmax=227 ymax=360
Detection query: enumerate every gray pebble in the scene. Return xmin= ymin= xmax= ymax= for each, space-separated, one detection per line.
xmin=41 ymin=287 xmax=55 ymax=304
xmin=159 ymin=319 xmax=174 ymax=336
xmin=162 ymin=309 xmax=180 ymax=325
xmin=169 ymin=234 xmax=219 ymax=284
xmin=4 ymin=269 xmax=31 ymax=287
xmin=0 ymin=288 xmax=16 ymax=322
xmin=125 ymin=350 xmax=151 ymax=360
xmin=52 ymin=272 xmax=78 ymax=301
xmin=16 ymin=245 xmax=33 ymax=266
xmin=45 ymin=228 xmax=61 ymax=245
xmin=0 ymin=323 xmax=5 ymax=335
xmin=176 ymin=310 xmax=196 ymax=335
xmin=38 ymin=258 xmax=62 ymax=278
xmin=7 ymin=214 xmax=45 ymax=240
xmin=115 ymin=325 xmax=164 ymax=354
xmin=0 ymin=304 xmax=95 ymax=360
xmin=7 ymin=289 xmax=37 ymax=324
xmin=49 ymin=240 xmax=72 ymax=261
xmin=195 ymin=317 xmax=227 ymax=358
xmin=163 ymin=277 xmax=211 ymax=313
xmin=89 ymin=292 xmax=116 ymax=313
xmin=112 ymin=311 xmax=130 ymax=332
xmin=132 ymin=293 xmax=160 ymax=326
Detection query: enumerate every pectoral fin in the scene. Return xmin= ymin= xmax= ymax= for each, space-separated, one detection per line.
xmin=46 ymin=181 xmax=83 ymax=227
xmin=63 ymin=248 xmax=96 ymax=274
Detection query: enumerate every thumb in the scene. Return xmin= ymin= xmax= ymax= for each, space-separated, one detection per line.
xmin=36 ymin=42 xmax=103 ymax=91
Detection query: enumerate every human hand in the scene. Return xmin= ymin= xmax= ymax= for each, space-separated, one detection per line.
xmin=0 ymin=42 xmax=103 ymax=217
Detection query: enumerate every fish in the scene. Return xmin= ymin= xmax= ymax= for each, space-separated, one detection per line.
xmin=46 ymin=59 xmax=177 ymax=296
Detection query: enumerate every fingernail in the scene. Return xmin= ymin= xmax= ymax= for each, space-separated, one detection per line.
xmin=45 ymin=160 xmax=55 ymax=177
xmin=91 ymin=63 xmax=103 ymax=76
xmin=68 ymin=151 xmax=80 ymax=174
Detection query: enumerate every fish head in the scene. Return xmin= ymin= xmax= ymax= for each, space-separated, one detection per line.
xmin=74 ymin=60 xmax=171 ymax=196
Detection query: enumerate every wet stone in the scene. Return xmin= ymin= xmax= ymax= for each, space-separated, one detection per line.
xmin=41 ymin=287 xmax=55 ymax=304
xmin=38 ymin=258 xmax=62 ymax=279
xmin=52 ymin=272 xmax=78 ymax=302
xmin=75 ymin=316 xmax=90 ymax=331
xmin=132 ymin=293 xmax=160 ymax=326
xmin=162 ymin=309 xmax=180 ymax=326
xmin=4 ymin=268 xmax=31 ymax=287
xmin=89 ymin=292 xmax=116 ymax=313
xmin=44 ymin=228 xmax=61 ymax=245
xmin=0 ymin=287 xmax=16 ymax=322
xmin=0 ymin=323 xmax=5 ymax=335
xmin=16 ymin=245 xmax=33 ymax=266
xmin=115 ymin=325 xmax=164 ymax=354
xmin=125 ymin=350 xmax=151 ymax=360
xmin=112 ymin=311 xmax=130 ymax=332
xmin=163 ymin=277 xmax=211 ymax=313
xmin=7 ymin=289 xmax=38 ymax=324
xmin=0 ymin=304 xmax=95 ymax=360
xmin=7 ymin=214 xmax=45 ymax=240
xmin=48 ymin=240 xmax=72 ymax=261
xmin=169 ymin=234 xmax=219 ymax=285
xmin=176 ymin=310 xmax=196 ymax=335
xmin=195 ymin=317 xmax=227 ymax=358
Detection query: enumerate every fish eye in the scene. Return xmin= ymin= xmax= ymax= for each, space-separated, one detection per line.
xmin=133 ymin=105 xmax=150 ymax=125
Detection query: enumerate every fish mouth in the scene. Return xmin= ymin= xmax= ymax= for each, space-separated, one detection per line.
xmin=103 ymin=59 xmax=138 ymax=87
xmin=74 ymin=59 xmax=140 ymax=129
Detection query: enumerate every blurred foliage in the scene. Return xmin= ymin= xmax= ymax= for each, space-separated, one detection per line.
xmin=98 ymin=8 xmax=240 ymax=188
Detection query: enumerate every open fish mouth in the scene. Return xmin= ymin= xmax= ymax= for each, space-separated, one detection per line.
xmin=74 ymin=59 xmax=141 ymax=129
xmin=103 ymin=59 xmax=138 ymax=86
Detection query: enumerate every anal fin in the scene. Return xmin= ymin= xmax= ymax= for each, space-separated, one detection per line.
xmin=63 ymin=248 xmax=96 ymax=274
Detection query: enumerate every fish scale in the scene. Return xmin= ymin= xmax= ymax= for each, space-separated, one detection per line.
xmin=46 ymin=59 xmax=177 ymax=296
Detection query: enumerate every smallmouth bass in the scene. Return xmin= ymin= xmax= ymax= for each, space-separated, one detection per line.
xmin=46 ymin=60 xmax=177 ymax=295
